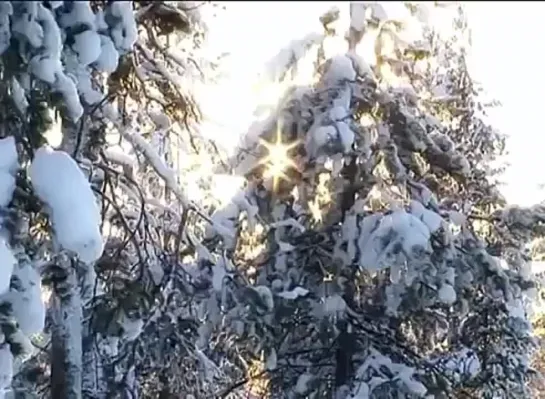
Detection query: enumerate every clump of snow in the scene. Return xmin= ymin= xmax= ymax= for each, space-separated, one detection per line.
xmin=358 ymin=210 xmax=431 ymax=271
xmin=265 ymin=33 xmax=324 ymax=83
xmin=448 ymin=210 xmax=466 ymax=226
xmin=409 ymin=200 xmax=443 ymax=233
xmin=323 ymin=55 xmax=356 ymax=84
xmin=15 ymin=2 xmax=86 ymax=120
xmin=0 ymin=171 xmax=15 ymax=208
xmin=104 ymin=145 xmax=136 ymax=168
xmin=0 ymin=344 xmax=13 ymax=396
xmin=0 ymin=3 xmax=12 ymax=55
xmin=73 ymin=30 xmax=102 ymax=66
xmin=295 ymin=373 xmax=313 ymax=394
xmin=350 ymin=3 xmax=368 ymax=32
xmin=265 ymin=348 xmax=277 ymax=371
xmin=352 ymin=348 xmax=427 ymax=397
xmin=211 ymin=262 xmax=226 ymax=292
xmin=9 ymin=329 xmax=33 ymax=359
xmin=253 ymin=286 xmax=274 ymax=312
xmin=29 ymin=147 xmax=103 ymax=263
xmin=336 ymin=121 xmax=355 ymax=153
xmin=94 ymin=35 xmax=120 ymax=73
xmin=3 ymin=261 xmax=45 ymax=335
xmin=277 ymin=286 xmax=309 ymax=300
xmin=506 ymin=298 xmax=526 ymax=320
xmin=59 ymin=2 xmax=96 ymax=29
xmin=0 ymin=137 xmax=18 ymax=208
xmin=108 ymin=1 xmax=138 ymax=54
xmin=0 ymin=240 xmax=16 ymax=296
xmin=438 ymin=283 xmax=456 ymax=305
xmin=119 ymin=313 xmax=144 ymax=342
xmin=2 ymin=1 xmax=132 ymax=121
xmin=0 ymin=137 xmax=18 ymax=177
xmin=430 ymin=347 xmax=481 ymax=383
xmin=307 ymin=125 xmax=336 ymax=158
xmin=11 ymin=3 xmax=43 ymax=49
xmin=10 ymin=77 xmax=28 ymax=114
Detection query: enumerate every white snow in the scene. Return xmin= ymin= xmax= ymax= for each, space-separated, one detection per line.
xmin=323 ymin=55 xmax=356 ymax=84
xmin=211 ymin=263 xmax=226 ymax=292
xmin=4 ymin=261 xmax=45 ymax=335
xmin=120 ymin=313 xmax=144 ymax=341
xmin=10 ymin=77 xmax=28 ymax=114
xmin=506 ymin=298 xmax=526 ymax=320
xmin=73 ymin=30 xmax=102 ymax=66
xmin=0 ymin=345 xmax=13 ymax=395
xmin=265 ymin=348 xmax=277 ymax=371
xmin=448 ymin=210 xmax=466 ymax=226
xmin=0 ymin=3 xmax=12 ymax=55
xmin=351 ymin=381 xmax=369 ymax=399
xmin=358 ymin=210 xmax=431 ymax=271
xmin=109 ymin=1 xmax=138 ymax=54
xmin=431 ymin=347 xmax=481 ymax=382
xmin=29 ymin=147 xmax=103 ymax=263
xmin=104 ymin=146 xmax=136 ymax=168
xmin=72 ymin=67 xmax=102 ymax=105
xmin=438 ymin=283 xmax=456 ymax=305
xmin=253 ymin=286 xmax=274 ymax=312
xmin=409 ymin=200 xmax=443 ymax=233
xmin=29 ymin=56 xmax=60 ymax=84
xmin=0 ymin=137 xmax=17 ymax=208
xmin=336 ymin=121 xmax=355 ymax=153
xmin=0 ymin=240 xmax=15 ymax=296
xmin=264 ymin=33 xmax=324 ymax=83
xmin=307 ymin=125 xmax=336 ymax=157
xmin=277 ymin=287 xmax=309 ymax=300
xmin=346 ymin=51 xmax=375 ymax=78
xmin=12 ymin=4 xmax=44 ymax=49
xmin=295 ymin=373 xmax=313 ymax=394
xmin=350 ymin=3 xmax=368 ymax=32
xmin=95 ymin=35 xmax=120 ymax=73
xmin=59 ymin=2 xmax=96 ymax=29
xmin=353 ymin=348 xmax=428 ymax=397
xmin=207 ymin=203 xmax=239 ymax=247
xmin=0 ymin=173 xmax=14 ymax=209
xmin=277 ymin=241 xmax=295 ymax=253
xmin=322 ymin=294 xmax=347 ymax=315
xmin=38 ymin=3 xmax=62 ymax=58
xmin=49 ymin=1 xmax=64 ymax=10
xmin=54 ymin=72 xmax=84 ymax=120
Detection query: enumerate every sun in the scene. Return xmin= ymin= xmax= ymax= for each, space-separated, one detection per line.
xmin=257 ymin=123 xmax=300 ymax=193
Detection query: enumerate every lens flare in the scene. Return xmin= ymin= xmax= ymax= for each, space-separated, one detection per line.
xmin=257 ymin=124 xmax=300 ymax=193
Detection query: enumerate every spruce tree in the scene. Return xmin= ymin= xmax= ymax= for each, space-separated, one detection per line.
xmin=202 ymin=3 xmax=536 ymax=398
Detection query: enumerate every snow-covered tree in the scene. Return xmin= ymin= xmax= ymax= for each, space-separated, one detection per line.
xmin=0 ymin=1 xmax=538 ymax=398
xmin=0 ymin=2 xmax=139 ymax=397
xmin=193 ymin=3 xmax=537 ymax=398
xmin=0 ymin=1 xmax=223 ymax=398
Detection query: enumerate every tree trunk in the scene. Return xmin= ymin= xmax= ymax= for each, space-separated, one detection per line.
xmin=81 ymin=264 xmax=107 ymax=399
xmin=50 ymin=258 xmax=83 ymax=399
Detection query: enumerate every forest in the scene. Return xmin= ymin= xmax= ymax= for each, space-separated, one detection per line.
xmin=0 ymin=1 xmax=542 ymax=398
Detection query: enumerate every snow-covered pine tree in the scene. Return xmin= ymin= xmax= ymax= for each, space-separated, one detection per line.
xmin=196 ymin=3 xmax=537 ymax=398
